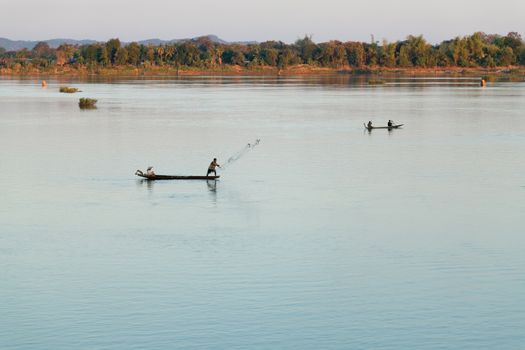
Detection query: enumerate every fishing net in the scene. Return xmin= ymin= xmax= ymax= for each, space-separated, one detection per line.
xmin=221 ymin=139 xmax=261 ymax=170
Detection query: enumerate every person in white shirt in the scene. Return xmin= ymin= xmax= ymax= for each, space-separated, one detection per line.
xmin=146 ymin=166 xmax=156 ymax=177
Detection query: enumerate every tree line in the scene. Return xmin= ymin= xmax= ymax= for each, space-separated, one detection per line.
xmin=1 ymin=32 xmax=524 ymax=71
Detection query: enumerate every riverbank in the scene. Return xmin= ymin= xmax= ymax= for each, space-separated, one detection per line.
xmin=1 ymin=64 xmax=524 ymax=78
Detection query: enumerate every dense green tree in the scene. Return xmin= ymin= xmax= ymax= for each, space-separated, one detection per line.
xmin=154 ymin=45 xmax=166 ymax=65
xmin=498 ymin=47 xmax=516 ymax=66
xmin=450 ymin=37 xmax=470 ymax=67
xmin=503 ymin=32 xmax=523 ymax=52
xmin=80 ymin=44 xmax=99 ymax=64
xmin=198 ymin=42 xmax=218 ymax=67
xmin=215 ymin=46 xmax=224 ymax=65
xmin=177 ymin=42 xmax=201 ymax=66
xmin=467 ymin=32 xmax=485 ymax=65
xmin=492 ymin=35 xmax=506 ymax=48
xmin=277 ymin=48 xmax=297 ymax=69
xmin=31 ymin=42 xmax=53 ymax=59
xmin=405 ymin=35 xmax=431 ymax=67
xmin=315 ymin=42 xmax=346 ymax=67
xmin=482 ymin=44 xmax=499 ymax=67
xmin=145 ymin=46 xmax=155 ymax=64
xmin=519 ymin=47 xmax=525 ymax=65
xmin=15 ymin=48 xmax=29 ymax=59
xmin=105 ymin=38 xmax=121 ymax=64
xmin=485 ymin=55 xmax=496 ymax=68
xmin=398 ymin=45 xmax=411 ymax=67
xmin=366 ymin=42 xmax=378 ymax=66
xmin=295 ymin=35 xmax=317 ymax=64
xmin=381 ymin=40 xmax=397 ymax=67
xmin=97 ymin=46 xmax=109 ymax=66
xmin=222 ymin=48 xmax=245 ymax=65
xmin=315 ymin=43 xmax=329 ymax=66
xmin=261 ymin=48 xmax=278 ymax=66
xmin=246 ymin=46 xmax=262 ymax=66
xmin=55 ymin=44 xmax=75 ymax=65
xmin=114 ymin=47 xmax=128 ymax=65
xmin=125 ymin=42 xmax=141 ymax=65
xmin=345 ymin=42 xmax=365 ymax=67
xmin=332 ymin=42 xmax=347 ymax=67
xmin=435 ymin=43 xmax=452 ymax=66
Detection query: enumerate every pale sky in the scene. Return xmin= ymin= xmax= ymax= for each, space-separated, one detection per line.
xmin=1 ymin=0 xmax=523 ymax=43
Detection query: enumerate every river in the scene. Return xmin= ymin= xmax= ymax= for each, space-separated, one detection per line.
xmin=1 ymin=76 xmax=524 ymax=349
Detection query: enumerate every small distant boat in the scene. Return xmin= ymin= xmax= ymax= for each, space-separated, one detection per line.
xmin=135 ymin=170 xmax=219 ymax=180
xmin=364 ymin=123 xmax=404 ymax=130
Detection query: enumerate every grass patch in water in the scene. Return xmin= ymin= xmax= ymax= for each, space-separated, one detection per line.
xmin=59 ymin=86 xmax=81 ymax=93
xmin=79 ymin=98 xmax=97 ymax=109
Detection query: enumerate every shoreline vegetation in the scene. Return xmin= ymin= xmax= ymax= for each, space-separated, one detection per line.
xmin=1 ymin=65 xmax=524 ymax=77
xmin=1 ymin=32 xmax=524 ymax=78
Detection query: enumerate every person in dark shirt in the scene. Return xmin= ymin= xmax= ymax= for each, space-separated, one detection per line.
xmin=207 ymin=158 xmax=221 ymax=176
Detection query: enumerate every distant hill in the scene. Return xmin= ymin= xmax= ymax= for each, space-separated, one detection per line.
xmin=0 ymin=35 xmax=249 ymax=51
xmin=0 ymin=38 xmax=97 ymax=51
xmin=137 ymin=35 xmax=230 ymax=46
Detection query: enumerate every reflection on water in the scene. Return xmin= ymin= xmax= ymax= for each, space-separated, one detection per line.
xmin=5 ymin=73 xmax=520 ymax=88
xmin=136 ymin=178 xmax=155 ymax=192
xmin=206 ymin=180 xmax=217 ymax=192
xmin=135 ymin=177 xmax=219 ymax=208
xmin=136 ymin=178 xmax=218 ymax=194
xmin=1 ymin=76 xmax=525 ymax=350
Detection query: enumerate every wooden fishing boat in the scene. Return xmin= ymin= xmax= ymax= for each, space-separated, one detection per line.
xmin=135 ymin=170 xmax=219 ymax=180
xmin=364 ymin=123 xmax=404 ymax=130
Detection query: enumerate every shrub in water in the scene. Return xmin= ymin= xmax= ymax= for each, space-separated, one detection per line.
xmin=79 ymin=98 xmax=97 ymax=109
xmin=59 ymin=86 xmax=80 ymax=93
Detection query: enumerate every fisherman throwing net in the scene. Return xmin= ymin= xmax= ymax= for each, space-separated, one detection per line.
xmin=206 ymin=158 xmax=220 ymax=176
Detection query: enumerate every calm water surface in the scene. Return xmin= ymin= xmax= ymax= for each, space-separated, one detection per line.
xmin=1 ymin=76 xmax=524 ymax=349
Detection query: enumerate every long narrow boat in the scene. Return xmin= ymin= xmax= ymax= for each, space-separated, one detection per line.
xmin=135 ymin=171 xmax=219 ymax=180
xmin=364 ymin=123 xmax=404 ymax=130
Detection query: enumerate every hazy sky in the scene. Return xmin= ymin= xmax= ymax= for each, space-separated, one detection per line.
xmin=1 ymin=0 xmax=523 ymax=43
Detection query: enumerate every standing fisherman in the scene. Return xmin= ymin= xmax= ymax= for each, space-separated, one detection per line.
xmin=207 ymin=158 xmax=221 ymax=176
